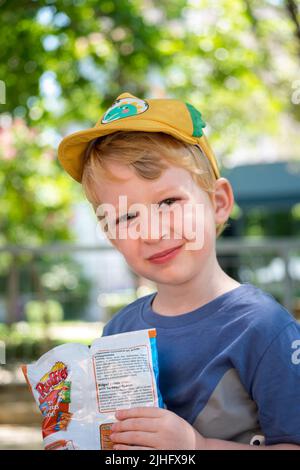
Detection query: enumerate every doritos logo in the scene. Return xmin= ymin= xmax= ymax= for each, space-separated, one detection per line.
xmin=36 ymin=362 xmax=68 ymax=399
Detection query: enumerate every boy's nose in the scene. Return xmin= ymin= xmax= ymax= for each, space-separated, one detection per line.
xmin=140 ymin=207 xmax=171 ymax=242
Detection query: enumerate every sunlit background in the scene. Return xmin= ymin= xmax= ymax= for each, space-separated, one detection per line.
xmin=0 ymin=0 xmax=300 ymax=449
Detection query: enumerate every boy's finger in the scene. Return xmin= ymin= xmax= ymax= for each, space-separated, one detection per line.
xmin=115 ymin=407 xmax=164 ymax=420
xmin=110 ymin=430 xmax=157 ymax=447
xmin=112 ymin=417 xmax=158 ymax=433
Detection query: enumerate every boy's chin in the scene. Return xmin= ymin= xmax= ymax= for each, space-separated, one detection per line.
xmin=148 ymin=269 xmax=194 ymax=286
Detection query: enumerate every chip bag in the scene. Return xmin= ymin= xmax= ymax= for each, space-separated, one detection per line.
xmin=22 ymin=328 xmax=163 ymax=450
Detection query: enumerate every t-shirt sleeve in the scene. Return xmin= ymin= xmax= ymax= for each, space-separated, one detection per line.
xmin=101 ymin=314 xmax=121 ymax=337
xmin=101 ymin=323 xmax=110 ymax=337
xmin=251 ymin=321 xmax=300 ymax=445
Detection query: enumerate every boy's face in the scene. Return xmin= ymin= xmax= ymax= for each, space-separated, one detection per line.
xmin=92 ymin=160 xmax=228 ymax=287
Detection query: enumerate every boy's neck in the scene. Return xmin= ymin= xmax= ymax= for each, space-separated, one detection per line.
xmin=151 ymin=259 xmax=241 ymax=317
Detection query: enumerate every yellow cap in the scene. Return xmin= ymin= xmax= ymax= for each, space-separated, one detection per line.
xmin=57 ymin=92 xmax=220 ymax=182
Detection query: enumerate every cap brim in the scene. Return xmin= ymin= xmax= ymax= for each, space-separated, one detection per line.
xmin=58 ymin=118 xmax=205 ymax=182
xmin=58 ymin=118 xmax=220 ymax=182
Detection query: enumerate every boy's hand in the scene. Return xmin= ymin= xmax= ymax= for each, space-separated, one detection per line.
xmin=110 ymin=407 xmax=300 ymax=451
xmin=110 ymin=407 xmax=206 ymax=450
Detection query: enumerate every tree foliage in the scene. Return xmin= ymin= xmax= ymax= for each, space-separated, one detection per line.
xmin=0 ymin=0 xmax=299 ymax=161
xmin=0 ymin=116 xmax=77 ymax=246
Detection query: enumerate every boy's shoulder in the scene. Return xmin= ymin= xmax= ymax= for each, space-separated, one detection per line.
xmin=101 ymin=283 xmax=298 ymax=340
xmin=224 ymin=283 xmax=296 ymax=336
xmin=102 ymin=292 xmax=155 ymax=336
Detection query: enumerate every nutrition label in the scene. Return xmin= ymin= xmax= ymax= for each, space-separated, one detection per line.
xmin=93 ymin=345 xmax=155 ymax=413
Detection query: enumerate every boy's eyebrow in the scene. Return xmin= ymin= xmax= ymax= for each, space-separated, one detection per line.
xmin=153 ymin=186 xmax=181 ymax=196
xmin=113 ymin=186 xmax=181 ymax=211
xmin=118 ymin=187 xmax=181 ymax=208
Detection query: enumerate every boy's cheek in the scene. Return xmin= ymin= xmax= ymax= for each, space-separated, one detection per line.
xmin=113 ymin=240 xmax=139 ymax=265
xmin=180 ymin=204 xmax=206 ymax=251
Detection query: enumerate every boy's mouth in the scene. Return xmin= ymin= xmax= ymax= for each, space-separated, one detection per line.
xmin=147 ymin=244 xmax=184 ymax=262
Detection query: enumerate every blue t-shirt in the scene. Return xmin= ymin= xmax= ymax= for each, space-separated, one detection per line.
xmin=101 ymin=283 xmax=300 ymax=445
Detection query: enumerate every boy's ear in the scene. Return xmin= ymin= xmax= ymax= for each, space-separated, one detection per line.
xmin=213 ymin=177 xmax=234 ymax=225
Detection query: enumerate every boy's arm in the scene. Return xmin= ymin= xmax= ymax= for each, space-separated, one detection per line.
xmin=110 ymin=321 xmax=300 ymax=450
xmin=110 ymin=408 xmax=300 ymax=450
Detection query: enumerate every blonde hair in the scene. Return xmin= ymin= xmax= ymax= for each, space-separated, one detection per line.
xmin=82 ymin=131 xmax=226 ymax=237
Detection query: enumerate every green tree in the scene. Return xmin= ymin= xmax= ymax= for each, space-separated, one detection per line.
xmin=0 ymin=0 xmax=300 ymax=162
xmin=0 ymin=116 xmax=81 ymax=323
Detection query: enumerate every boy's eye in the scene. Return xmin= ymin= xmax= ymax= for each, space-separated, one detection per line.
xmin=116 ymin=213 xmax=137 ymax=225
xmin=158 ymin=197 xmax=179 ymax=208
xmin=116 ymin=198 xmax=180 ymax=225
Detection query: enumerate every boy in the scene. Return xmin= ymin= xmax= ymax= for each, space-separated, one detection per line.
xmin=58 ymin=92 xmax=300 ymax=450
